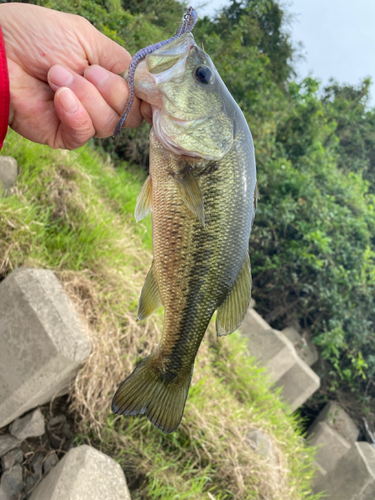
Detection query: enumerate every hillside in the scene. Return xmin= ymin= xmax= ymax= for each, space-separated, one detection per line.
xmin=0 ymin=130 xmax=319 ymax=499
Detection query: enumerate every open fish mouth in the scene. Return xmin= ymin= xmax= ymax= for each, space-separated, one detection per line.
xmin=147 ymin=34 xmax=195 ymax=75
xmin=131 ymin=34 xmax=195 ymax=105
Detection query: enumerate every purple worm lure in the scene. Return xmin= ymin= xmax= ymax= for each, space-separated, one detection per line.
xmin=113 ymin=6 xmax=197 ymax=137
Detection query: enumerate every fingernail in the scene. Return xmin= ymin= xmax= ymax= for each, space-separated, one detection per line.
xmin=49 ymin=66 xmax=74 ymax=87
xmin=85 ymin=65 xmax=109 ymax=87
xmin=57 ymin=88 xmax=79 ymax=113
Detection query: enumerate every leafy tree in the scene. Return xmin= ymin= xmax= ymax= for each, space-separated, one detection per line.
xmin=322 ymin=79 xmax=375 ymax=191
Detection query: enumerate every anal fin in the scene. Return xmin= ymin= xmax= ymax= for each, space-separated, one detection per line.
xmin=173 ymin=167 xmax=205 ymax=227
xmin=135 ymin=175 xmax=152 ymax=222
xmin=138 ymin=262 xmax=162 ymax=320
xmin=216 ymin=253 xmax=252 ymax=336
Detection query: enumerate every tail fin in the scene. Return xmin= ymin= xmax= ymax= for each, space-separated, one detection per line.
xmin=112 ymin=354 xmax=193 ymax=434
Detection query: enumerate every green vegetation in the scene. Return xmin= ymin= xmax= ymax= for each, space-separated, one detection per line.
xmin=0 ymin=131 xmax=319 ymax=498
xmin=3 ymin=0 xmax=375 ymax=493
xmin=30 ymin=0 xmax=375 ymax=421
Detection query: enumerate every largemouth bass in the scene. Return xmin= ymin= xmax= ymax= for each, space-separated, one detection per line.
xmin=112 ymin=27 xmax=257 ymax=434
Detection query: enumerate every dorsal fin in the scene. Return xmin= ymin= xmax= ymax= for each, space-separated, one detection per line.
xmin=173 ymin=167 xmax=205 ymax=227
xmin=216 ymin=253 xmax=252 ymax=336
xmin=135 ymin=175 xmax=152 ymax=222
xmin=138 ymin=262 xmax=162 ymax=320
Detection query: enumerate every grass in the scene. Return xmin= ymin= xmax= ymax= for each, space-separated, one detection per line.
xmin=0 ymin=130 xmax=322 ymax=499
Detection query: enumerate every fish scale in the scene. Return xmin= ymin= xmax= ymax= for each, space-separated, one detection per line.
xmin=112 ymin=30 xmax=256 ymax=433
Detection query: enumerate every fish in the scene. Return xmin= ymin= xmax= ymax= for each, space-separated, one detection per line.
xmin=112 ymin=26 xmax=257 ymax=434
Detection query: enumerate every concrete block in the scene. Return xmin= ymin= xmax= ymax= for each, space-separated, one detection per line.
xmin=308 ymin=421 xmax=351 ymax=473
xmin=241 ymin=322 xmax=320 ymax=411
xmin=273 ymin=354 xmax=320 ymax=412
xmin=0 ymin=268 xmax=90 ymax=429
xmin=241 ymin=326 xmax=295 ymax=381
xmin=0 ymin=486 xmax=7 ymax=500
xmin=311 ymin=460 xmax=326 ymax=489
xmin=9 ymin=408 xmax=45 ymax=440
xmin=241 ymin=308 xmax=271 ymax=337
xmin=29 ymin=445 xmax=131 ymax=500
xmin=309 ymin=401 xmax=359 ymax=444
xmin=282 ymin=326 xmax=319 ymax=366
xmin=0 ymin=156 xmax=17 ymax=196
xmin=313 ymin=442 xmax=375 ymax=499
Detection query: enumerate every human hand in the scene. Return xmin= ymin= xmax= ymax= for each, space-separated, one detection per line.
xmin=1 ymin=2 xmax=147 ymax=149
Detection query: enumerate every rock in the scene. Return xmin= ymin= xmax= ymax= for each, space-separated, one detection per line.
xmin=307 ymin=421 xmax=351 ymax=474
xmin=1 ymin=448 xmax=23 ymax=471
xmin=309 ymin=401 xmax=359 ymax=444
xmin=31 ymin=452 xmax=44 ymax=480
xmin=29 ymin=445 xmax=131 ymax=500
xmin=0 ymin=268 xmax=91 ymax=428
xmin=24 ymin=475 xmax=37 ymax=495
xmin=9 ymin=408 xmax=45 ymax=441
xmin=48 ymin=415 xmax=67 ymax=427
xmin=1 ymin=464 xmax=24 ymax=500
xmin=313 ymin=442 xmax=375 ymax=498
xmin=43 ymin=452 xmax=59 ymax=474
xmin=241 ymin=317 xmax=320 ymax=412
xmin=62 ymin=422 xmax=74 ymax=440
xmin=0 ymin=435 xmax=21 ymax=458
xmin=0 ymin=156 xmax=18 ymax=196
xmin=282 ymin=326 xmax=319 ymax=367
xmin=246 ymin=428 xmax=276 ymax=467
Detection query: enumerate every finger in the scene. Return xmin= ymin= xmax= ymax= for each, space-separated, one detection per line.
xmin=84 ymin=65 xmax=143 ymax=129
xmin=54 ymin=87 xmax=95 ymax=149
xmin=48 ymin=65 xmax=143 ymax=137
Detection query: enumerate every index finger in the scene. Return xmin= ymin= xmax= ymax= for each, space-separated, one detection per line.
xmin=84 ymin=65 xmax=143 ymax=130
xmin=77 ymin=17 xmax=132 ymax=75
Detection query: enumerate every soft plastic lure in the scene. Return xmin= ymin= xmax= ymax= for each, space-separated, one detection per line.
xmin=113 ymin=6 xmax=197 ymax=136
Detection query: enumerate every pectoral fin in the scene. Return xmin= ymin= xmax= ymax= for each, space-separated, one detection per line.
xmin=173 ymin=167 xmax=205 ymax=227
xmin=216 ymin=253 xmax=252 ymax=336
xmin=135 ymin=175 xmax=152 ymax=222
xmin=138 ymin=262 xmax=162 ymax=320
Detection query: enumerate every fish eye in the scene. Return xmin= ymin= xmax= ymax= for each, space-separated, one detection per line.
xmin=194 ymin=65 xmax=213 ymax=85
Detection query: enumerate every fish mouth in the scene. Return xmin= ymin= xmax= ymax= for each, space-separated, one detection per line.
xmin=148 ymin=33 xmax=195 ymax=74
xmin=150 ymin=33 xmax=195 ymax=63
xmin=132 ymin=33 xmax=195 ymax=107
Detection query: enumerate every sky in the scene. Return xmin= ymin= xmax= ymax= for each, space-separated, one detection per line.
xmin=195 ymin=0 xmax=375 ymax=105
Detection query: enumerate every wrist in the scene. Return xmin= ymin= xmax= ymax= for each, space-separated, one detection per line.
xmin=0 ymin=25 xmax=10 ymax=148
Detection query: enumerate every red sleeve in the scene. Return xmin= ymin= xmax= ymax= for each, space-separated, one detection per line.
xmin=0 ymin=26 xmax=9 ymax=150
